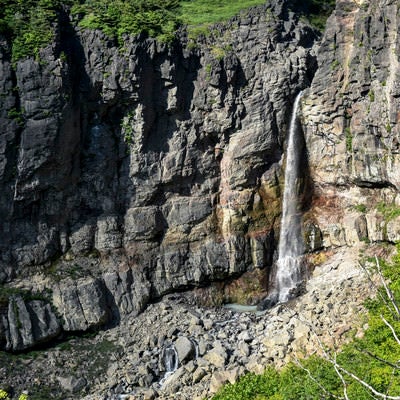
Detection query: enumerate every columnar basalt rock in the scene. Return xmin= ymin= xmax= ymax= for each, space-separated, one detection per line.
xmin=2 ymin=3 xmax=400 ymax=399
xmin=0 ymin=1 xmax=319 ymax=350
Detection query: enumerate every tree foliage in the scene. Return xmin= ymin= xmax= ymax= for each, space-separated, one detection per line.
xmin=71 ymin=0 xmax=181 ymax=43
xmin=0 ymin=0 xmax=336 ymax=63
xmin=289 ymin=0 xmax=336 ymax=31
xmin=0 ymin=0 xmax=68 ymax=62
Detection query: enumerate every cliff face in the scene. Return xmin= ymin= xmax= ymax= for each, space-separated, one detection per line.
xmin=0 ymin=1 xmax=318 ymax=350
xmin=2 ymin=0 xmax=400 ymax=398
xmin=303 ymin=0 xmax=400 ymax=249
xmin=1 ymin=0 xmax=399 ymax=355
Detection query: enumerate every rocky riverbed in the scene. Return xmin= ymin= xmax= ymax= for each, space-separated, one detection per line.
xmin=0 ymin=245 xmax=379 ymax=400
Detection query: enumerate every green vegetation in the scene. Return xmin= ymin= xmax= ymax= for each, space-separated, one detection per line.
xmin=212 ymin=249 xmax=400 ymax=400
xmin=7 ymin=107 xmax=25 ymax=126
xmin=1 ymin=0 xmax=335 ymax=63
xmin=330 ymin=59 xmax=340 ymax=70
xmin=353 ymin=203 xmax=367 ymax=213
xmin=377 ymin=201 xmax=400 ymax=222
xmin=0 ymin=390 xmax=9 ymax=400
xmin=291 ymin=0 xmax=336 ymax=31
xmin=0 ymin=376 xmax=64 ymax=400
xmin=121 ymin=111 xmax=135 ymax=145
xmin=71 ymin=0 xmax=181 ymax=43
xmin=210 ymin=44 xmax=233 ymax=60
xmin=345 ymin=127 xmax=352 ymax=152
xmin=369 ymin=89 xmax=375 ymax=102
xmin=0 ymin=284 xmax=51 ymax=308
xmin=0 ymin=389 xmax=29 ymax=400
xmin=0 ymin=0 xmax=66 ymax=63
xmin=180 ymin=0 xmax=265 ymax=28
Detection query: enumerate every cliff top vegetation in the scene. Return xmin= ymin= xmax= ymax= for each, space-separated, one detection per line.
xmin=0 ymin=0 xmax=335 ymax=63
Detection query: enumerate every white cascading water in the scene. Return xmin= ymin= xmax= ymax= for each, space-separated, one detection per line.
xmin=159 ymin=345 xmax=179 ymax=385
xmin=276 ymin=91 xmax=305 ymax=303
xmin=164 ymin=345 xmax=178 ymax=373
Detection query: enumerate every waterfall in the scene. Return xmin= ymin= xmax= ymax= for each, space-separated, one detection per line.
xmin=276 ymin=91 xmax=305 ymax=303
xmin=164 ymin=345 xmax=178 ymax=373
xmin=159 ymin=345 xmax=179 ymax=385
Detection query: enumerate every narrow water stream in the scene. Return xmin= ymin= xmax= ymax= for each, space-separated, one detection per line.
xmin=276 ymin=91 xmax=305 ymax=302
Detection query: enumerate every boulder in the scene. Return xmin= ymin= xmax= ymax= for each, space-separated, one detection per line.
xmin=174 ymin=336 xmax=195 ymax=364
xmin=192 ymin=367 xmax=207 ymax=384
xmin=204 ymin=347 xmax=227 ymax=368
xmin=209 ymin=368 xmax=242 ymax=394
xmin=386 ymin=216 xmax=400 ymax=242
xmin=53 ymin=278 xmax=110 ymax=331
xmin=262 ymin=330 xmax=292 ymax=348
xmin=3 ymin=296 xmax=61 ymax=351
xmin=57 ymin=376 xmax=87 ymax=393
xmin=103 ymin=269 xmax=150 ymax=318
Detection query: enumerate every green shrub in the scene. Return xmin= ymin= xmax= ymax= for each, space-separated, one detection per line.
xmin=289 ymin=0 xmax=335 ymax=31
xmin=0 ymin=0 xmax=67 ymax=63
xmin=73 ymin=0 xmax=181 ymax=43
xmin=0 ymin=389 xmax=9 ymax=400
xmin=377 ymin=201 xmax=400 ymax=222
xmin=369 ymin=89 xmax=375 ymax=102
xmin=345 ymin=127 xmax=352 ymax=152
xmin=353 ymin=204 xmax=367 ymax=213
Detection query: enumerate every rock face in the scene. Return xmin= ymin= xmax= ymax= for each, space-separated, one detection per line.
xmin=0 ymin=246 xmax=375 ymax=400
xmin=1 ymin=296 xmax=60 ymax=351
xmin=302 ymin=0 xmax=400 ymax=247
xmin=0 ymin=0 xmax=319 ymax=349
xmin=0 ymin=0 xmax=398 ymax=360
xmin=0 ymin=268 xmax=151 ymax=351
xmin=1 ymin=0 xmax=400 ymax=397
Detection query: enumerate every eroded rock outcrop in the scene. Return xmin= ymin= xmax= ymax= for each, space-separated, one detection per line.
xmin=0 ymin=0 xmax=319 ymax=350
xmin=0 ymin=267 xmax=152 ymax=350
xmin=303 ymin=0 xmax=400 ymax=247
xmin=0 ymin=296 xmax=60 ymax=351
